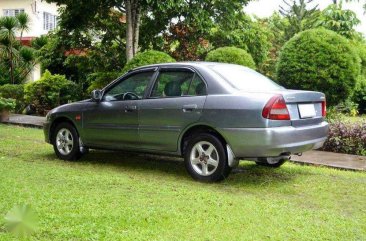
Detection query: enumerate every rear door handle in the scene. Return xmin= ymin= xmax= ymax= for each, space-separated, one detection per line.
xmin=125 ymin=105 xmax=137 ymax=112
xmin=182 ymin=104 xmax=198 ymax=112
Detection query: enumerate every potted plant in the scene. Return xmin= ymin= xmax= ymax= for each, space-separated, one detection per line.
xmin=0 ymin=97 xmax=16 ymax=122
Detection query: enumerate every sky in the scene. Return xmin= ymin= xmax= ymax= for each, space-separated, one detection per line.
xmin=245 ymin=0 xmax=366 ymax=36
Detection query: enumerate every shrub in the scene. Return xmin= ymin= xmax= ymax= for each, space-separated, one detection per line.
xmin=205 ymin=47 xmax=256 ymax=69
xmin=331 ymin=99 xmax=359 ymax=117
xmin=276 ymin=28 xmax=360 ymax=106
xmin=86 ymin=72 xmax=121 ymax=93
xmin=24 ymin=70 xmax=80 ymax=115
xmin=122 ymin=50 xmax=176 ymax=73
xmin=0 ymin=97 xmax=16 ymax=112
xmin=322 ymin=120 xmax=366 ymax=156
xmin=0 ymin=84 xmax=25 ymax=113
xmin=352 ymin=78 xmax=366 ymax=114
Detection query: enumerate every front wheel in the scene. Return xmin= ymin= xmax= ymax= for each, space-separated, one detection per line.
xmin=52 ymin=122 xmax=82 ymax=161
xmin=184 ymin=133 xmax=232 ymax=182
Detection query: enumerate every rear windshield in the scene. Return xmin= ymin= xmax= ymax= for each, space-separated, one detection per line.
xmin=209 ymin=65 xmax=282 ymax=91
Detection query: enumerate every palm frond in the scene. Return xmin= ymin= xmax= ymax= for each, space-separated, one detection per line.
xmin=16 ymin=13 xmax=30 ymax=32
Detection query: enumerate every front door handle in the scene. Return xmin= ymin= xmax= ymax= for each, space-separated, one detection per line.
xmin=182 ymin=104 xmax=198 ymax=112
xmin=125 ymin=105 xmax=137 ymax=112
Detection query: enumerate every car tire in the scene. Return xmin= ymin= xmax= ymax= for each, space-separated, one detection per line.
xmin=255 ymin=158 xmax=286 ymax=168
xmin=52 ymin=122 xmax=82 ymax=161
xmin=184 ymin=133 xmax=232 ymax=182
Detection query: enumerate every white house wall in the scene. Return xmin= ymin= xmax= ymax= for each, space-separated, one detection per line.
xmin=0 ymin=0 xmax=59 ymax=37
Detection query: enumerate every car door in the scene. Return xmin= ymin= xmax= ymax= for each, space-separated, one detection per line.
xmin=82 ymin=70 xmax=155 ymax=149
xmin=138 ymin=67 xmax=207 ymax=152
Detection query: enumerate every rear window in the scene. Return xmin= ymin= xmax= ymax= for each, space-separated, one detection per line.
xmin=209 ymin=65 xmax=282 ymax=91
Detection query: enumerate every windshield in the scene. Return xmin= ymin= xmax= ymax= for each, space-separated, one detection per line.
xmin=209 ymin=64 xmax=282 ymax=91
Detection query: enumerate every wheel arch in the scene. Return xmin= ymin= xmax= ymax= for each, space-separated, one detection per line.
xmin=49 ymin=116 xmax=79 ymax=142
xmin=179 ymin=124 xmax=228 ymax=156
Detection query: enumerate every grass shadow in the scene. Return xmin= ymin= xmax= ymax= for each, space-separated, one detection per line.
xmin=41 ymin=150 xmax=317 ymax=186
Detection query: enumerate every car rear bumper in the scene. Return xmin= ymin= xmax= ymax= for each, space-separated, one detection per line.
xmin=219 ymin=121 xmax=329 ymax=158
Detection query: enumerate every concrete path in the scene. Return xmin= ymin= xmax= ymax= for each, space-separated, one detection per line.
xmin=2 ymin=114 xmax=45 ymax=128
xmin=2 ymin=114 xmax=365 ymax=171
xmin=291 ymin=150 xmax=366 ymax=171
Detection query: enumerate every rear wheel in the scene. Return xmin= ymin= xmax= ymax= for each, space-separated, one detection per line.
xmin=52 ymin=122 xmax=82 ymax=161
xmin=255 ymin=158 xmax=286 ymax=168
xmin=184 ymin=133 xmax=231 ymax=182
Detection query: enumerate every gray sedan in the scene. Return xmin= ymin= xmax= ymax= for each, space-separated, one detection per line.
xmin=44 ymin=62 xmax=328 ymax=182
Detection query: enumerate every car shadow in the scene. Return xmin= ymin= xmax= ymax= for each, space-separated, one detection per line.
xmin=43 ymin=150 xmax=313 ymax=185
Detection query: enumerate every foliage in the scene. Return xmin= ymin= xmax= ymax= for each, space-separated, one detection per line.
xmin=0 ymin=84 xmax=25 ymax=113
xmin=162 ymin=22 xmax=212 ymax=61
xmin=86 ymin=72 xmax=122 ymax=93
xmin=36 ymin=27 xmax=126 ymax=91
xmin=0 ymin=14 xmax=36 ymax=84
xmin=208 ymin=13 xmax=272 ymax=66
xmin=47 ymin=0 xmax=252 ymax=60
xmin=0 ymin=97 xmax=16 ymax=112
xmin=279 ymin=0 xmax=320 ymax=41
xmin=332 ymin=99 xmax=359 ymax=116
xmin=24 ymin=70 xmax=80 ymax=115
xmin=352 ymin=78 xmax=366 ymax=114
xmin=1 ymin=125 xmax=366 ymax=240
xmin=322 ymin=120 xmax=366 ymax=156
xmin=316 ymin=3 xmax=361 ymax=39
xmin=31 ymin=35 xmax=48 ymax=50
xmin=122 ymin=50 xmax=176 ymax=73
xmin=257 ymin=13 xmax=289 ymax=80
xmin=205 ymin=47 xmax=256 ymax=69
xmin=276 ymin=28 xmax=360 ymax=106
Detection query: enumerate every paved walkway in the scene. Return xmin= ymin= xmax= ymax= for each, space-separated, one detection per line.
xmin=291 ymin=150 xmax=366 ymax=171
xmin=3 ymin=114 xmax=45 ymax=128
xmin=1 ymin=114 xmax=365 ymax=171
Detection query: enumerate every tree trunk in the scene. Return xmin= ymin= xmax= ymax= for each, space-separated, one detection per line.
xmin=9 ymin=46 xmax=15 ymax=84
xmin=133 ymin=6 xmax=140 ymax=55
xmin=125 ymin=0 xmax=141 ymax=61
xmin=125 ymin=0 xmax=134 ymax=61
xmin=332 ymin=0 xmax=337 ymax=4
xmin=20 ymin=30 xmax=23 ymax=43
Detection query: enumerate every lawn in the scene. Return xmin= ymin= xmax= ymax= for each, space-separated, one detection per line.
xmin=0 ymin=124 xmax=365 ymax=241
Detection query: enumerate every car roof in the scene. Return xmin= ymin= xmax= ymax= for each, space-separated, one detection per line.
xmin=130 ymin=61 xmax=246 ymax=72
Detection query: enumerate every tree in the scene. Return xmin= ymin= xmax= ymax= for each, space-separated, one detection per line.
xmin=0 ymin=17 xmax=19 ymax=84
xmin=279 ymin=0 xmax=319 ymax=40
xmin=208 ymin=13 xmax=271 ymax=66
xmin=16 ymin=13 xmax=30 ymax=42
xmin=0 ymin=15 xmax=36 ymax=84
xmin=333 ymin=0 xmax=366 ymax=11
xmin=46 ymin=0 xmax=252 ymax=61
xmin=316 ymin=3 xmax=361 ymax=39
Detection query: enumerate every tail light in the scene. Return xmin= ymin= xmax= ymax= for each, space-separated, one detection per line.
xmin=262 ymin=95 xmax=290 ymax=120
xmin=321 ymin=100 xmax=326 ymax=117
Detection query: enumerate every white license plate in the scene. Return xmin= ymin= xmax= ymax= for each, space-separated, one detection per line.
xmin=298 ymin=104 xmax=316 ymax=118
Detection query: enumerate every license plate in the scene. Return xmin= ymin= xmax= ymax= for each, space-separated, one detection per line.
xmin=298 ymin=104 xmax=316 ymax=118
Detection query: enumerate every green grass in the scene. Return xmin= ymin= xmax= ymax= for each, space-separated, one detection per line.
xmin=0 ymin=124 xmax=365 ymax=240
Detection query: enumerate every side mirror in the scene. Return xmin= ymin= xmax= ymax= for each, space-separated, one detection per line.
xmin=91 ymin=89 xmax=102 ymax=102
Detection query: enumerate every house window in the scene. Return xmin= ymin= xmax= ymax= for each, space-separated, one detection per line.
xmin=43 ymin=12 xmax=57 ymax=31
xmin=3 ymin=9 xmax=25 ymax=17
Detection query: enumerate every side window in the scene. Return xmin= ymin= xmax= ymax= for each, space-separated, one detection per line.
xmin=103 ymin=72 xmax=153 ymax=101
xmin=150 ymin=70 xmax=207 ymax=98
xmin=187 ymin=74 xmax=207 ymax=96
xmin=151 ymin=71 xmax=194 ymax=98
